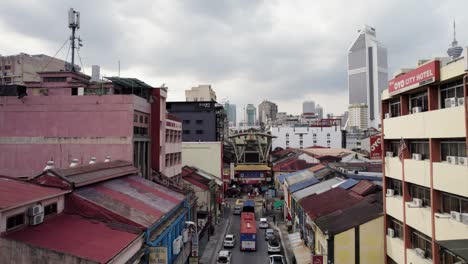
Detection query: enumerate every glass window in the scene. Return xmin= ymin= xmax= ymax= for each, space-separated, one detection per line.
xmin=7 ymin=213 xmax=25 ymax=230
xmin=409 ymin=184 xmax=431 ymax=207
xmin=44 ymin=203 xmax=58 ymax=216
xmin=409 ymin=141 xmax=430 ymax=160
xmin=411 ymin=228 xmax=432 ymax=259
xmin=441 ymin=248 xmax=465 ymax=264
xmin=387 ymin=178 xmax=403 ymax=196
xmin=387 ymin=140 xmax=400 ymax=155
xmin=440 ymin=80 xmax=464 ymax=109
xmin=196 ymin=120 xmax=203 ymax=124
xmin=389 ymin=100 xmax=401 ymax=117
xmin=388 ymin=217 xmax=404 ymax=239
xmin=441 ymin=140 xmax=466 ymax=160
xmin=409 ymin=92 xmax=428 ymax=112
xmin=441 ymin=192 xmax=468 ymax=214
xmin=196 ymin=130 xmax=203 ymax=134
xmin=183 ymin=120 xmax=190 ymax=124
xmin=183 ymin=130 xmax=190 ymax=134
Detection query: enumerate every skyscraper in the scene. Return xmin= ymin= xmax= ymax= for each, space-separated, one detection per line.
xmin=315 ymin=104 xmax=324 ymax=119
xmin=302 ymin=100 xmax=316 ymax=114
xmin=258 ymin=100 xmax=278 ymax=125
xmin=347 ymin=25 xmax=388 ymax=129
xmin=224 ymin=103 xmax=237 ymax=126
xmin=246 ymin=104 xmax=256 ymax=126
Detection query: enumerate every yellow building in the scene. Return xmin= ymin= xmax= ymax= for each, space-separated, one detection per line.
xmin=382 ymin=56 xmax=468 ymax=263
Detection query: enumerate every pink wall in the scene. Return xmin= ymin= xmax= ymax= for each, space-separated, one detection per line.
xmin=0 ymin=95 xmax=147 ymax=177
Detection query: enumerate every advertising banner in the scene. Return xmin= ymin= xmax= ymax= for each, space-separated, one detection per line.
xmin=388 ymin=60 xmax=440 ymax=95
xmin=370 ymin=134 xmax=382 ymax=160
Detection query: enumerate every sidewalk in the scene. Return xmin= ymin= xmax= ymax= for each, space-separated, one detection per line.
xmin=199 ymin=208 xmax=231 ymax=264
xmin=272 ymin=220 xmax=293 ymax=264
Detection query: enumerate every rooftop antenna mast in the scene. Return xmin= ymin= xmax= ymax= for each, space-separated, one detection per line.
xmin=68 ymin=8 xmax=81 ymax=72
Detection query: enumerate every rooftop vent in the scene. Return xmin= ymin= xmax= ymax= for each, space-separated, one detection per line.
xmin=43 ymin=160 xmax=54 ymax=171
xmin=70 ymin=158 xmax=79 ymax=167
xmin=104 ymin=156 xmax=111 ymax=162
xmin=89 ymin=157 xmax=97 ymax=164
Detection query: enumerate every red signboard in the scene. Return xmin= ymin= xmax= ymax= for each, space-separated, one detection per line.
xmin=312 ymin=255 xmax=323 ymax=264
xmin=388 ymin=60 xmax=440 ymax=95
xmin=370 ymin=134 xmax=382 ymax=160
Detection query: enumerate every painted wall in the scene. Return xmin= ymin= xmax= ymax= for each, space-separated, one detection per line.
xmin=0 ymin=95 xmax=146 ymax=177
xmin=386 ymin=236 xmax=405 ymax=264
xmin=334 ymin=228 xmax=355 ymax=264
xmin=315 ymin=227 xmax=328 ymax=264
xmin=406 ymin=248 xmax=433 ymax=264
xmin=435 ymin=216 xmax=468 ymax=241
xmin=270 ymin=126 xmax=342 ymax=149
xmin=433 ymin=162 xmax=468 ymax=197
xmin=405 ymin=203 xmax=432 ymax=237
xmin=182 ymin=142 xmax=222 ymax=178
xmin=359 ymin=217 xmax=384 ymax=264
xmin=404 ymin=160 xmax=431 ymax=188
xmin=386 ymin=196 xmax=404 ymax=222
xmin=384 ymin=157 xmax=402 ymax=180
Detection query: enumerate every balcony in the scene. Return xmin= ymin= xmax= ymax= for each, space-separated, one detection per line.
xmin=385 ymin=157 xmax=402 ymax=180
xmin=404 ymin=159 xmax=431 ymax=188
xmin=386 ymin=236 xmax=405 ymax=264
xmin=384 ymin=106 xmax=465 ymax=139
xmin=406 ymin=248 xmax=433 ymax=264
xmin=433 ymin=162 xmax=468 ymax=197
xmin=405 ymin=203 xmax=432 ymax=237
xmin=386 ymin=195 xmax=404 ymax=221
xmin=435 ymin=214 xmax=468 ymax=241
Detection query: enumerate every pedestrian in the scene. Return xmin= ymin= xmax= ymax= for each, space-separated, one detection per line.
xmin=273 ymin=215 xmax=276 ymax=224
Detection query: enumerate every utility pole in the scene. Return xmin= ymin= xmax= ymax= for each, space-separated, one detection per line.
xmin=68 ymin=8 xmax=80 ymax=72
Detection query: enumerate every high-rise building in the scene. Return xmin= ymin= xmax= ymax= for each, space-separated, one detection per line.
xmin=348 ymin=103 xmax=368 ymax=131
xmin=258 ymin=100 xmax=278 ymax=125
xmin=316 ymin=104 xmax=324 ymax=119
xmin=302 ymin=100 xmax=316 ymax=114
xmin=246 ymin=104 xmax=257 ymax=126
xmin=382 ymin=56 xmax=468 ymax=263
xmin=224 ymin=103 xmax=237 ymax=126
xmin=348 ymin=25 xmax=388 ymax=129
xmin=185 ymin=84 xmax=217 ymax=102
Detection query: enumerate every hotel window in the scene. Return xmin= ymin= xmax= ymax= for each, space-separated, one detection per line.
xmin=409 ymin=184 xmax=431 ymax=207
xmin=183 ymin=120 xmax=190 ymax=125
xmin=144 ymin=116 xmax=149 ymax=124
xmin=440 ymin=140 xmax=466 ymax=161
xmin=6 ymin=213 xmax=25 ymax=230
xmin=286 ymin=140 xmax=289 ymax=147
xmin=387 ymin=217 xmax=404 ymax=239
xmin=196 ymin=120 xmax=203 ymax=125
xmin=299 ymin=140 xmax=303 ymax=149
xmin=313 ymin=140 xmax=317 ymax=144
xmin=411 ymin=229 xmax=432 ymax=259
xmin=44 ymin=203 xmax=58 ymax=216
xmin=327 ymin=133 xmax=330 ymax=138
xmin=441 ymin=192 xmax=468 ymax=214
xmin=409 ymin=91 xmax=428 ymax=112
xmin=386 ymin=178 xmax=402 ymax=196
xmin=440 ymin=248 xmax=465 ymax=264
xmin=139 ymin=116 xmax=143 ymax=123
xmin=409 ymin=141 xmax=430 ymax=160
xmin=387 ymin=140 xmax=400 ymax=156
xmin=389 ymin=99 xmax=401 ymax=117
xmin=440 ymin=80 xmax=464 ymax=109
xmin=299 ymin=134 xmax=303 ymax=140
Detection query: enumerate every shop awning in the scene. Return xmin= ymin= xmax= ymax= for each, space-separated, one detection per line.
xmin=438 ymin=239 xmax=468 ymax=261
xmin=274 ymin=200 xmax=284 ymax=209
xmin=288 ymin=232 xmax=311 ymax=264
xmin=235 ymin=164 xmax=271 ymax=171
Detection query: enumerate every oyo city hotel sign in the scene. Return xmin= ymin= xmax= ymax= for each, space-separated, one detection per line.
xmin=388 ymin=60 xmax=440 ymax=96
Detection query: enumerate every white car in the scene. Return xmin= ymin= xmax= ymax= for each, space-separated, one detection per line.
xmin=269 ymin=255 xmax=285 ymax=264
xmin=259 ymin=218 xmax=269 ymax=229
xmin=233 ymin=206 xmax=242 ymax=215
xmin=267 ymin=239 xmax=281 ymax=253
xmin=217 ymin=250 xmax=232 ymax=264
xmin=223 ymin=234 xmax=236 ymax=248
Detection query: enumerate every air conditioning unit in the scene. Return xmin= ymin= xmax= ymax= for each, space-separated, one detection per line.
xmin=29 ymin=213 xmax=44 ymax=226
xmin=451 ymin=211 xmax=462 ymax=222
xmin=458 ymin=157 xmax=468 ymax=166
xmin=412 ymin=107 xmax=422 ymax=113
xmin=386 ymin=152 xmax=394 ymax=158
xmin=386 ymin=189 xmax=395 ymax=197
xmin=385 ymin=113 xmax=391 ymax=119
xmin=412 ymin=153 xmax=422 ymax=161
xmin=445 ymin=97 xmax=458 ymax=108
xmin=415 ymin=248 xmax=426 ymax=258
xmin=447 ymin=156 xmax=458 ymax=165
xmin=182 ymin=229 xmax=189 ymax=243
xmin=387 ymin=228 xmax=395 ymax=238
xmin=458 ymin=97 xmax=465 ymax=106
xmin=28 ymin=204 xmax=43 ymax=216
xmin=412 ymin=198 xmax=423 ymax=207
xmin=462 ymin=213 xmax=468 ymax=225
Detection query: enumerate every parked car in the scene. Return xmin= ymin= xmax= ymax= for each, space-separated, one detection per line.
xmin=223 ymin=234 xmax=236 ymax=248
xmin=265 ymin=228 xmax=276 ymax=241
xmin=217 ymin=250 xmax=232 ymax=264
xmin=269 ymin=255 xmax=285 ymax=264
xmin=233 ymin=206 xmax=242 ymax=215
xmin=259 ymin=218 xmax=269 ymax=229
xmin=267 ymin=239 xmax=281 ymax=254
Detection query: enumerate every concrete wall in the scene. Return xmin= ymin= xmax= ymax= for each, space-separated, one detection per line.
xmin=359 ymin=217 xmax=384 ymax=264
xmin=433 ymin=162 xmax=468 ymax=197
xmin=386 ymin=196 xmax=404 ymax=222
xmin=0 ymin=95 xmax=144 ymax=177
xmin=334 ymin=228 xmax=355 ymax=264
xmin=405 ymin=203 xmax=432 ymax=237
xmin=384 ymin=157 xmax=402 ymax=180
xmin=404 ymin=160 xmax=431 ymax=188
xmin=0 ymin=238 xmax=98 ymax=264
xmin=182 ymin=142 xmax=222 ymax=179
xmin=386 ymin=236 xmax=405 ymax=264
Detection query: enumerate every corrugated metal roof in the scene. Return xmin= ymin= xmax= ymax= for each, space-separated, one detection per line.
xmin=48 ymin=160 xmax=138 ymax=187
xmin=284 ymin=169 xmax=316 ymax=186
xmin=337 ymin=179 xmax=360 ymax=190
xmin=0 ymin=178 xmax=68 ymax=212
xmin=309 ymin=164 xmax=326 ymax=172
xmin=292 ymin=178 xmax=345 ymax=201
xmin=299 ymin=188 xmax=363 ymax=220
xmin=277 ymin=170 xmax=303 ymax=184
xmin=74 ymin=175 xmax=185 ymax=228
xmin=5 ymin=213 xmax=140 ymax=263
xmin=288 ymin=178 xmax=320 ymax=193
xmin=235 ymin=164 xmax=271 ymax=171
xmin=314 ymin=193 xmax=383 ymax=235
xmin=350 ymin=180 xmax=378 ymax=196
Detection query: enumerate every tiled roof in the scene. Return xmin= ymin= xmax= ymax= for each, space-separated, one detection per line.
xmin=292 ymin=178 xmax=345 ymax=201
xmin=314 ymin=193 xmax=383 ymax=235
xmin=0 ymin=178 xmax=68 ymax=212
xmin=74 ymin=175 xmax=185 ymax=228
xmin=5 ymin=213 xmax=140 ymax=263
xmin=299 ymin=188 xmax=363 ymax=220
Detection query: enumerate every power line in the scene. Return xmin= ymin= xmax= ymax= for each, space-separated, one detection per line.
xmin=77 ymin=49 xmax=85 ymax=74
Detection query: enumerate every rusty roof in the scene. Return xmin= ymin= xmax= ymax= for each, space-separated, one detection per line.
xmin=47 ymin=160 xmax=138 ymax=188
xmin=350 ymin=180 xmax=378 ymax=196
xmin=0 ymin=178 xmax=69 ymax=212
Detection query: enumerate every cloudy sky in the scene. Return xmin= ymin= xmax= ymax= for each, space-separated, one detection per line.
xmin=1 ymin=0 xmax=467 ymax=119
